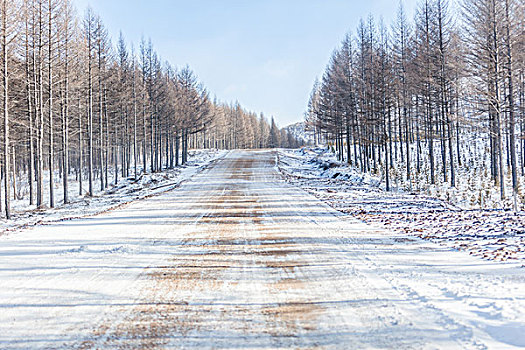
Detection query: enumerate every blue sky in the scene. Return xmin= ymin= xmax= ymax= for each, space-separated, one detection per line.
xmin=72 ymin=0 xmax=417 ymax=126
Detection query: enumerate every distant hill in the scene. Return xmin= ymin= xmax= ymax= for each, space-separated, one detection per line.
xmin=282 ymin=122 xmax=315 ymax=146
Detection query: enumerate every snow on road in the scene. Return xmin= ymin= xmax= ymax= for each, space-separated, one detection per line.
xmin=0 ymin=150 xmax=524 ymax=349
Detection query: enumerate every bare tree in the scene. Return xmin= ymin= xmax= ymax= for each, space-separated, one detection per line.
xmin=1 ymin=0 xmax=21 ymax=218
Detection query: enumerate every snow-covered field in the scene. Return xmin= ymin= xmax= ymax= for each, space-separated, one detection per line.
xmin=0 ymin=149 xmax=227 ymax=236
xmin=305 ymin=129 xmax=525 ymax=212
xmin=0 ymin=149 xmax=524 ymax=349
xmin=278 ymin=148 xmax=525 ymax=264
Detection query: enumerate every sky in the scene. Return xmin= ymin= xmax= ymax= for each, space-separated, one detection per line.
xmin=71 ymin=0 xmax=418 ymax=127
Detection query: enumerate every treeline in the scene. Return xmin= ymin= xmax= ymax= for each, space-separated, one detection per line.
xmin=203 ymin=103 xmax=300 ymax=150
xmin=0 ymin=0 xmax=298 ymax=219
xmin=307 ymin=0 xmax=524 ymax=203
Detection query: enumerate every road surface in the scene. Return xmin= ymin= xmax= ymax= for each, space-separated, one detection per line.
xmin=0 ymin=150 xmax=524 ymax=349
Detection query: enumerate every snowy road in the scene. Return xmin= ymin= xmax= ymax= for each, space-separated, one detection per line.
xmin=1 ymin=150 xmax=524 ymax=349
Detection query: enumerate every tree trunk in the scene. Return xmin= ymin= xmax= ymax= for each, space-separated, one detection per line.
xmin=504 ymin=0 xmax=518 ymax=200
xmin=78 ymin=96 xmax=83 ymax=196
xmin=2 ymin=7 xmax=11 ymax=218
xmin=48 ymin=0 xmax=54 ymax=208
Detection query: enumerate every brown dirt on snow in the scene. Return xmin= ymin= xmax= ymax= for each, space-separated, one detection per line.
xmin=77 ymin=152 xmax=325 ymax=349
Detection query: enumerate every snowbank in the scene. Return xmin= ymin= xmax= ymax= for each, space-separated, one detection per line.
xmin=278 ymin=147 xmax=525 ymax=264
xmin=0 ymin=149 xmax=228 ymax=237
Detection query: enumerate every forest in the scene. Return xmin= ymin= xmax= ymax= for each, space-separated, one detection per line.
xmin=0 ymin=0 xmax=299 ymax=219
xmin=307 ymin=0 xmax=525 ymax=209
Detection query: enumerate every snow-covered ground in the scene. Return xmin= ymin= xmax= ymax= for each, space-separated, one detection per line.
xmin=320 ymin=137 xmax=525 ymax=211
xmin=0 ymin=150 xmax=524 ymax=349
xmin=278 ymin=147 xmax=525 ymax=264
xmin=0 ymin=149 xmax=227 ymax=237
